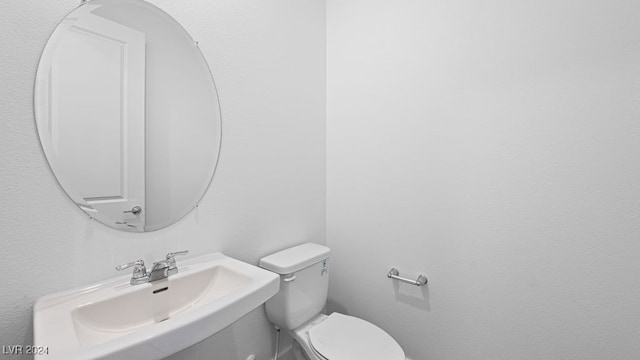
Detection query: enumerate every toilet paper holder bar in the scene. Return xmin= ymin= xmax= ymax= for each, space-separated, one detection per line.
xmin=387 ymin=268 xmax=428 ymax=286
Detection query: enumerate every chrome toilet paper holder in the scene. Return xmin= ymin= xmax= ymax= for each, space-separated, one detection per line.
xmin=387 ymin=268 xmax=428 ymax=286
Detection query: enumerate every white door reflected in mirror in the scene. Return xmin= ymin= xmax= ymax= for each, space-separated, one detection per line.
xmin=34 ymin=0 xmax=221 ymax=232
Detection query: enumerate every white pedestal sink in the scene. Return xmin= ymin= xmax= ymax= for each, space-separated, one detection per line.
xmin=33 ymin=252 xmax=280 ymax=359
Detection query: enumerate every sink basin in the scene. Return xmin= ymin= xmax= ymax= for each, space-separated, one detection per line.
xmin=33 ymin=252 xmax=280 ymax=359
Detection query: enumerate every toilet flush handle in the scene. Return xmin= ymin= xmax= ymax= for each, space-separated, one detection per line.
xmin=283 ymin=274 xmax=296 ymax=283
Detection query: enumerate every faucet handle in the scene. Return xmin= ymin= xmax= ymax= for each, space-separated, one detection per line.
xmin=116 ymin=259 xmax=145 ymax=271
xmin=166 ymin=250 xmax=189 ymax=260
xmin=165 ymin=250 xmax=188 ymax=275
xmin=115 ymin=259 xmax=148 ymax=285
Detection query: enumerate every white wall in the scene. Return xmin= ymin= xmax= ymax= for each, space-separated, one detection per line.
xmin=0 ymin=0 xmax=325 ymax=359
xmin=5 ymin=0 xmax=640 ymax=359
xmin=327 ymin=1 xmax=640 ymax=359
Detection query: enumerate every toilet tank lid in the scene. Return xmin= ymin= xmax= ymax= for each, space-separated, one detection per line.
xmin=259 ymin=243 xmax=330 ymax=274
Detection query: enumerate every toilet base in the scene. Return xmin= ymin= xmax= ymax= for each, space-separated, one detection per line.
xmin=291 ymin=341 xmax=310 ymax=360
xmin=287 ymin=314 xmax=329 ymax=360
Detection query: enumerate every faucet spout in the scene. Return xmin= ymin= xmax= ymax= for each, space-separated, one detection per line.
xmin=148 ymin=260 xmax=171 ymax=282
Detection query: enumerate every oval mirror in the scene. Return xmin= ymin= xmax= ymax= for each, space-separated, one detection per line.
xmin=34 ymin=0 xmax=221 ymax=232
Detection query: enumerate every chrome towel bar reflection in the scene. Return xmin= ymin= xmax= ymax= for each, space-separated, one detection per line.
xmin=387 ymin=268 xmax=428 ymax=286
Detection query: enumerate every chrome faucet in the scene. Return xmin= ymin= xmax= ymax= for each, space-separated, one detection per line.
xmin=116 ymin=250 xmax=188 ymax=285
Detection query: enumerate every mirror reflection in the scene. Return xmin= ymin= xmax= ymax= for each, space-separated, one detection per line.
xmin=35 ymin=0 xmax=221 ymax=232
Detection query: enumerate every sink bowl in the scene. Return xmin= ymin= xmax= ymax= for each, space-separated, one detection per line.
xmin=33 ymin=252 xmax=280 ymax=359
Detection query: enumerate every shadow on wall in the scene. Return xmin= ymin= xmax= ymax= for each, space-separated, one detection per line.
xmin=392 ymin=281 xmax=430 ymax=312
xmin=325 ymin=298 xmax=349 ymax=315
xmin=327 ymin=281 xmax=430 ymax=315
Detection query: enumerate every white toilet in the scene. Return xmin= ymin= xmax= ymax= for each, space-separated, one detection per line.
xmin=259 ymin=243 xmax=405 ymax=360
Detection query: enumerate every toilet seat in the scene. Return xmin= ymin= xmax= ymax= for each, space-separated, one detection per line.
xmin=308 ymin=313 xmax=405 ymax=360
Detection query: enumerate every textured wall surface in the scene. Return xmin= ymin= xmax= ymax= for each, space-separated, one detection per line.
xmin=0 ymin=0 xmax=325 ymax=358
xmin=326 ymin=0 xmax=640 ymax=359
xmin=5 ymin=0 xmax=640 ymax=359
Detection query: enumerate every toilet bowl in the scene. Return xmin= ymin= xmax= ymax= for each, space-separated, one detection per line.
xmin=290 ymin=313 xmax=404 ymax=360
xmin=259 ymin=243 xmax=405 ymax=360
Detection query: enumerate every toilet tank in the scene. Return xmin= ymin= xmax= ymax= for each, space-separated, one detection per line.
xmin=259 ymin=243 xmax=330 ymax=330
